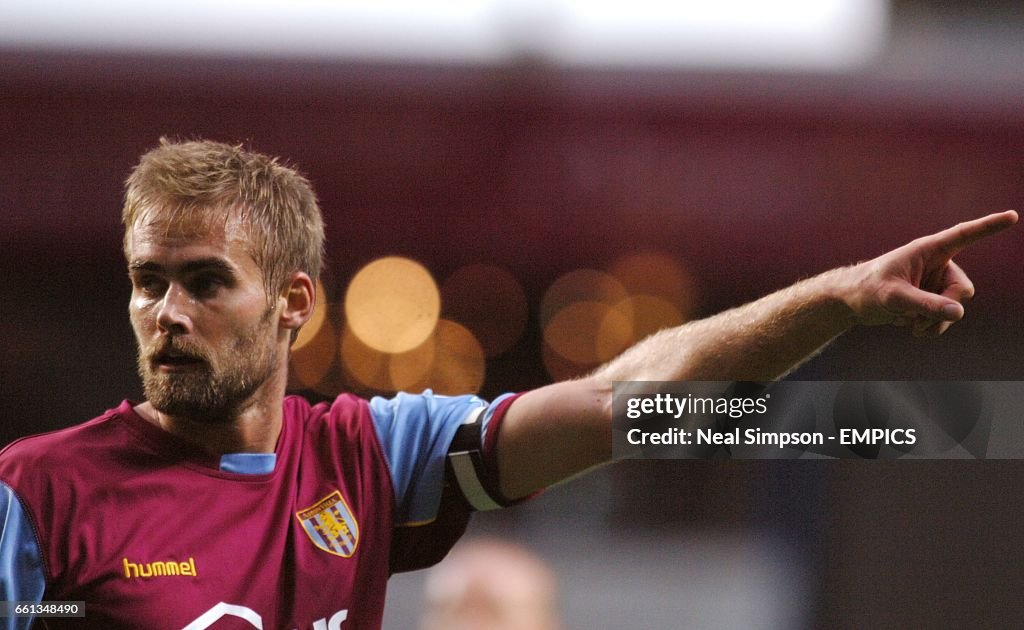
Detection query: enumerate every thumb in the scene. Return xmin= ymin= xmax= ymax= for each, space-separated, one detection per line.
xmin=939 ymin=301 xmax=965 ymax=321
xmin=886 ymin=284 xmax=964 ymax=321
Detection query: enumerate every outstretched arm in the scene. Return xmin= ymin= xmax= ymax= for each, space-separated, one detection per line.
xmin=495 ymin=210 xmax=1018 ymax=499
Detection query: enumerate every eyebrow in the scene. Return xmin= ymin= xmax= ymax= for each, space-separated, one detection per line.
xmin=128 ymin=258 xmax=236 ymax=276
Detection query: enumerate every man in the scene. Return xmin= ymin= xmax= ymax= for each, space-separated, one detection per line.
xmin=0 ymin=138 xmax=1017 ymax=629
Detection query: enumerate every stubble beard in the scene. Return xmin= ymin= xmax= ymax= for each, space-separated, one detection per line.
xmin=137 ymin=307 xmax=278 ymax=422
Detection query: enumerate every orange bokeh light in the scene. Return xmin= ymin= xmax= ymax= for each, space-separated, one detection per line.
xmin=544 ymin=301 xmax=633 ymax=365
xmin=608 ymin=251 xmax=698 ymax=319
xmin=344 ymin=256 xmax=440 ymax=353
xmin=541 ymin=340 xmax=593 ymax=382
xmin=290 ymin=303 xmax=337 ymax=393
xmin=341 ymin=319 xmax=486 ymax=395
xmin=340 ymin=325 xmax=394 ymax=392
xmin=292 ymin=279 xmax=328 ymax=352
xmin=539 ymin=269 xmax=629 ymax=329
xmin=397 ymin=320 xmax=487 ymax=395
xmin=388 ymin=337 xmax=437 ymax=392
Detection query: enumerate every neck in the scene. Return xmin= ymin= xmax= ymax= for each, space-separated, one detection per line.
xmin=136 ymin=367 xmax=288 ymax=455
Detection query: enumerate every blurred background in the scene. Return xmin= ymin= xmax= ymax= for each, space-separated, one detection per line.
xmin=2 ymin=1 xmax=1024 ymax=627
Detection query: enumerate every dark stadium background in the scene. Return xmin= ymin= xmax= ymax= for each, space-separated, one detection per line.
xmin=3 ymin=2 xmax=1024 ymax=627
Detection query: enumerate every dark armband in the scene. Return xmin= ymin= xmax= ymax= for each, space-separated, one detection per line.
xmin=446 ymin=407 xmax=506 ymax=511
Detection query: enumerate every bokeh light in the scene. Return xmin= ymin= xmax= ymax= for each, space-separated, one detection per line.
xmin=541 ymin=340 xmax=593 ymax=382
xmin=290 ymin=308 xmax=337 ymax=393
xmin=398 ymin=320 xmax=487 ymax=395
xmin=329 ymin=253 xmax=698 ymax=390
xmin=608 ymin=251 xmax=698 ymax=319
xmin=341 ymin=319 xmax=486 ymax=395
xmin=340 ymin=325 xmax=394 ymax=392
xmin=388 ymin=337 xmax=437 ymax=392
xmin=539 ymin=269 xmax=629 ymax=329
xmin=292 ymin=279 xmax=328 ymax=351
xmin=540 ymin=269 xmax=633 ymax=377
xmin=544 ymin=301 xmax=633 ymax=365
xmin=345 ymin=256 xmax=440 ymax=353
xmin=441 ymin=264 xmax=528 ymax=358
xmin=540 ymin=256 xmax=699 ymax=381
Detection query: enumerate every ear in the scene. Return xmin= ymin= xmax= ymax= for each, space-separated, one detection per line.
xmin=278 ymin=272 xmax=316 ymax=332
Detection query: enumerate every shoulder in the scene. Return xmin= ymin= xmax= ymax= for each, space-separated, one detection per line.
xmin=283 ymin=393 xmax=384 ymax=462
xmin=284 ymin=392 xmax=374 ymax=431
xmin=286 ymin=391 xmax=484 ymax=436
xmin=0 ymin=402 xmax=140 ymax=522
xmin=0 ymin=402 xmax=131 ymax=476
xmin=366 ymin=390 xmax=485 ymax=428
xmin=283 ymin=390 xmax=485 ymax=424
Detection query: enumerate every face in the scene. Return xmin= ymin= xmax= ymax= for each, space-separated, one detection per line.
xmin=423 ymin=549 xmax=560 ymax=630
xmin=127 ymin=213 xmax=283 ymax=422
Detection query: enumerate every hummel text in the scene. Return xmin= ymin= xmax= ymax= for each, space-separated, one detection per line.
xmin=123 ymin=556 xmax=197 ymax=579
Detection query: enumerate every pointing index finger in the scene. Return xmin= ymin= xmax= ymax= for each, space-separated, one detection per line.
xmin=929 ymin=210 xmax=1019 ymax=258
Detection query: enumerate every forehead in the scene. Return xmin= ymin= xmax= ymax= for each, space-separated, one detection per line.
xmin=127 ymin=207 xmax=256 ymax=268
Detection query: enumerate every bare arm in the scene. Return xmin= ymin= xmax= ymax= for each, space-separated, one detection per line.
xmin=496 ymin=210 xmax=1019 ymax=499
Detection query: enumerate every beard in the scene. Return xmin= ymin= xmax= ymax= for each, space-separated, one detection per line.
xmin=136 ymin=307 xmax=278 ymax=422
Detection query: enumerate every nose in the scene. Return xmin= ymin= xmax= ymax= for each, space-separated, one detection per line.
xmin=156 ymin=283 xmax=194 ymax=335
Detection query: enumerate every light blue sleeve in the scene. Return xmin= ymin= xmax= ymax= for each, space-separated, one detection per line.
xmin=1 ymin=481 xmax=46 ymax=630
xmin=368 ymin=390 xmax=487 ymax=525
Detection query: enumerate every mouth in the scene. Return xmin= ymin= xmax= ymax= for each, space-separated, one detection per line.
xmin=152 ymin=351 xmax=206 ymax=372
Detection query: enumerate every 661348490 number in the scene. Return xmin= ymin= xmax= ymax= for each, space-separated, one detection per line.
xmin=0 ymin=601 xmax=86 ymax=618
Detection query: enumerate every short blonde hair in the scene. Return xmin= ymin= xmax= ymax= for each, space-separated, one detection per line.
xmin=123 ymin=138 xmax=325 ymax=298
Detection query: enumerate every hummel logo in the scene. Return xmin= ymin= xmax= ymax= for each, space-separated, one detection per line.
xmin=123 ymin=556 xmax=198 ymax=579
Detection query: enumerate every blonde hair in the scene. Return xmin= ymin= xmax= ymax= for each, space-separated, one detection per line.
xmin=123 ymin=138 xmax=324 ymax=298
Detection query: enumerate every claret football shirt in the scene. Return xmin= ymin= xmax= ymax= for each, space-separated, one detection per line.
xmin=0 ymin=391 xmax=517 ymax=629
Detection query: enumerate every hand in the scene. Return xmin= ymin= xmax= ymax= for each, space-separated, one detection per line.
xmin=845 ymin=210 xmax=1018 ymax=336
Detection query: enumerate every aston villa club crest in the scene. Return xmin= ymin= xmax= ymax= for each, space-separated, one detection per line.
xmin=296 ymin=491 xmax=360 ymax=557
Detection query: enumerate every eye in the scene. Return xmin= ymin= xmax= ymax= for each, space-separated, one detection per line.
xmin=133 ymin=274 xmax=166 ymax=298
xmin=187 ymin=274 xmax=224 ymax=298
